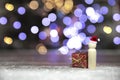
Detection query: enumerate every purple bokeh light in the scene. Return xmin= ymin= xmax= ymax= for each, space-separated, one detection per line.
xmin=113 ymin=37 xmax=120 ymax=45
xmin=79 ymin=14 xmax=87 ymax=23
xmin=13 ymin=21 xmax=21 ymax=29
xmin=98 ymin=15 xmax=104 ymax=23
xmin=17 ymin=7 xmax=26 ymax=15
xmin=18 ymin=32 xmax=27 ymax=40
xmin=38 ymin=31 xmax=47 ymax=40
xmin=113 ymin=13 xmax=120 ymax=21
xmin=49 ymin=23 xmax=58 ymax=29
xmin=82 ymin=37 xmax=90 ymax=45
xmin=48 ymin=13 xmax=57 ymax=22
xmin=74 ymin=8 xmax=82 ymax=17
xmin=100 ymin=6 xmax=109 ymax=15
xmin=85 ymin=0 xmax=94 ymax=5
xmin=0 ymin=17 xmax=8 ymax=25
xmin=77 ymin=4 xmax=86 ymax=11
xmin=92 ymin=3 xmax=100 ymax=10
xmin=116 ymin=25 xmax=120 ymax=33
xmin=63 ymin=16 xmax=72 ymax=26
xmin=108 ymin=0 xmax=116 ymax=6
xmin=87 ymin=25 xmax=96 ymax=33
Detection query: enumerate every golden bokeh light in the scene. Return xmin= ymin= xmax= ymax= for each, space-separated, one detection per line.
xmin=55 ymin=0 xmax=64 ymax=9
xmin=36 ymin=43 xmax=48 ymax=55
xmin=28 ymin=0 xmax=39 ymax=10
xmin=4 ymin=36 xmax=13 ymax=45
xmin=5 ymin=3 xmax=14 ymax=11
xmin=103 ymin=26 xmax=112 ymax=34
xmin=64 ymin=0 xmax=73 ymax=11
xmin=44 ymin=1 xmax=55 ymax=10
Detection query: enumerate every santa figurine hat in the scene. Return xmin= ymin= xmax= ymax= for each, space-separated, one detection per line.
xmin=90 ymin=36 xmax=99 ymax=43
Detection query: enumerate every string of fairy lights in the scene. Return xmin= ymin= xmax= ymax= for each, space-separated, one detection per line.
xmin=0 ymin=0 xmax=120 ymax=55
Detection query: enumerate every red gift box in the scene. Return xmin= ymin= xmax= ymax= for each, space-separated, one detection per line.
xmin=72 ymin=51 xmax=88 ymax=68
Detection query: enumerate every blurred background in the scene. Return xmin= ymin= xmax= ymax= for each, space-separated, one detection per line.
xmin=0 ymin=0 xmax=120 ymax=55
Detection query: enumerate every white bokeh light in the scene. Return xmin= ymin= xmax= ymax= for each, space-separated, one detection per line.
xmin=42 ymin=18 xmax=50 ymax=26
xmin=67 ymin=35 xmax=82 ymax=50
xmin=58 ymin=46 xmax=69 ymax=55
xmin=50 ymin=29 xmax=58 ymax=37
xmin=48 ymin=13 xmax=57 ymax=22
xmin=31 ymin=26 xmax=39 ymax=34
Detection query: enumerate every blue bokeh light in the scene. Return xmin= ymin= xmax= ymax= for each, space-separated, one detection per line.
xmin=17 ymin=7 xmax=26 ymax=15
xmin=74 ymin=8 xmax=82 ymax=17
xmin=85 ymin=0 xmax=94 ymax=5
xmin=113 ymin=37 xmax=120 ymax=45
xmin=100 ymin=6 xmax=109 ymax=15
xmin=79 ymin=14 xmax=87 ymax=23
xmin=77 ymin=4 xmax=86 ymax=11
xmin=13 ymin=21 xmax=21 ymax=29
xmin=63 ymin=16 xmax=72 ymax=26
xmin=0 ymin=16 xmax=8 ymax=25
xmin=98 ymin=15 xmax=104 ymax=23
xmin=38 ymin=31 xmax=47 ymax=40
xmin=49 ymin=23 xmax=58 ymax=29
xmin=92 ymin=3 xmax=100 ymax=10
xmin=108 ymin=0 xmax=116 ymax=6
xmin=18 ymin=32 xmax=27 ymax=40
xmin=87 ymin=25 xmax=96 ymax=33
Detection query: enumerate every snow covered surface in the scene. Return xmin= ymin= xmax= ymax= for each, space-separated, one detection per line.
xmin=0 ymin=65 xmax=120 ymax=80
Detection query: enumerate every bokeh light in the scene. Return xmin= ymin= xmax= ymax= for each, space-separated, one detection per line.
xmin=79 ymin=14 xmax=87 ymax=23
xmin=108 ymin=0 xmax=116 ymax=6
xmin=92 ymin=3 xmax=100 ymax=10
xmin=74 ymin=8 xmax=82 ymax=17
xmin=49 ymin=23 xmax=58 ymax=29
xmin=63 ymin=16 xmax=72 ymax=26
xmin=58 ymin=46 xmax=69 ymax=55
xmin=74 ymin=21 xmax=82 ymax=30
xmin=82 ymin=37 xmax=90 ymax=45
xmin=113 ymin=13 xmax=120 ymax=21
xmin=97 ymin=15 xmax=104 ymax=23
xmin=36 ymin=43 xmax=47 ymax=55
xmin=113 ymin=37 xmax=120 ymax=45
xmin=63 ymin=26 xmax=78 ymax=38
xmin=5 ymin=3 xmax=14 ymax=11
xmin=54 ymin=0 xmax=64 ymax=9
xmin=28 ymin=0 xmax=39 ymax=10
xmin=18 ymin=32 xmax=27 ymax=40
xmin=4 ymin=36 xmax=13 ymax=45
xmin=100 ymin=6 xmax=109 ymax=15
xmin=103 ymin=26 xmax=112 ymax=34
xmin=13 ymin=21 xmax=21 ymax=29
xmin=44 ymin=1 xmax=55 ymax=10
xmin=50 ymin=29 xmax=58 ymax=37
xmin=50 ymin=36 xmax=59 ymax=43
xmin=30 ymin=26 xmax=39 ymax=34
xmin=42 ymin=18 xmax=50 ymax=26
xmin=38 ymin=31 xmax=47 ymax=40
xmin=85 ymin=0 xmax=94 ymax=5
xmin=17 ymin=7 xmax=26 ymax=15
xmin=116 ymin=25 xmax=120 ymax=33
xmin=79 ymin=32 xmax=86 ymax=42
xmin=64 ymin=0 xmax=73 ymax=11
xmin=48 ymin=13 xmax=57 ymax=22
xmin=0 ymin=17 xmax=8 ymax=25
xmin=87 ymin=25 xmax=96 ymax=33
xmin=67 ymin=35 xmax=82 ymax=50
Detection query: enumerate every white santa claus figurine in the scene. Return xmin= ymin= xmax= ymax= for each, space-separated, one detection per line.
xmin=88 ymin=36 xmax=99 ymax=69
